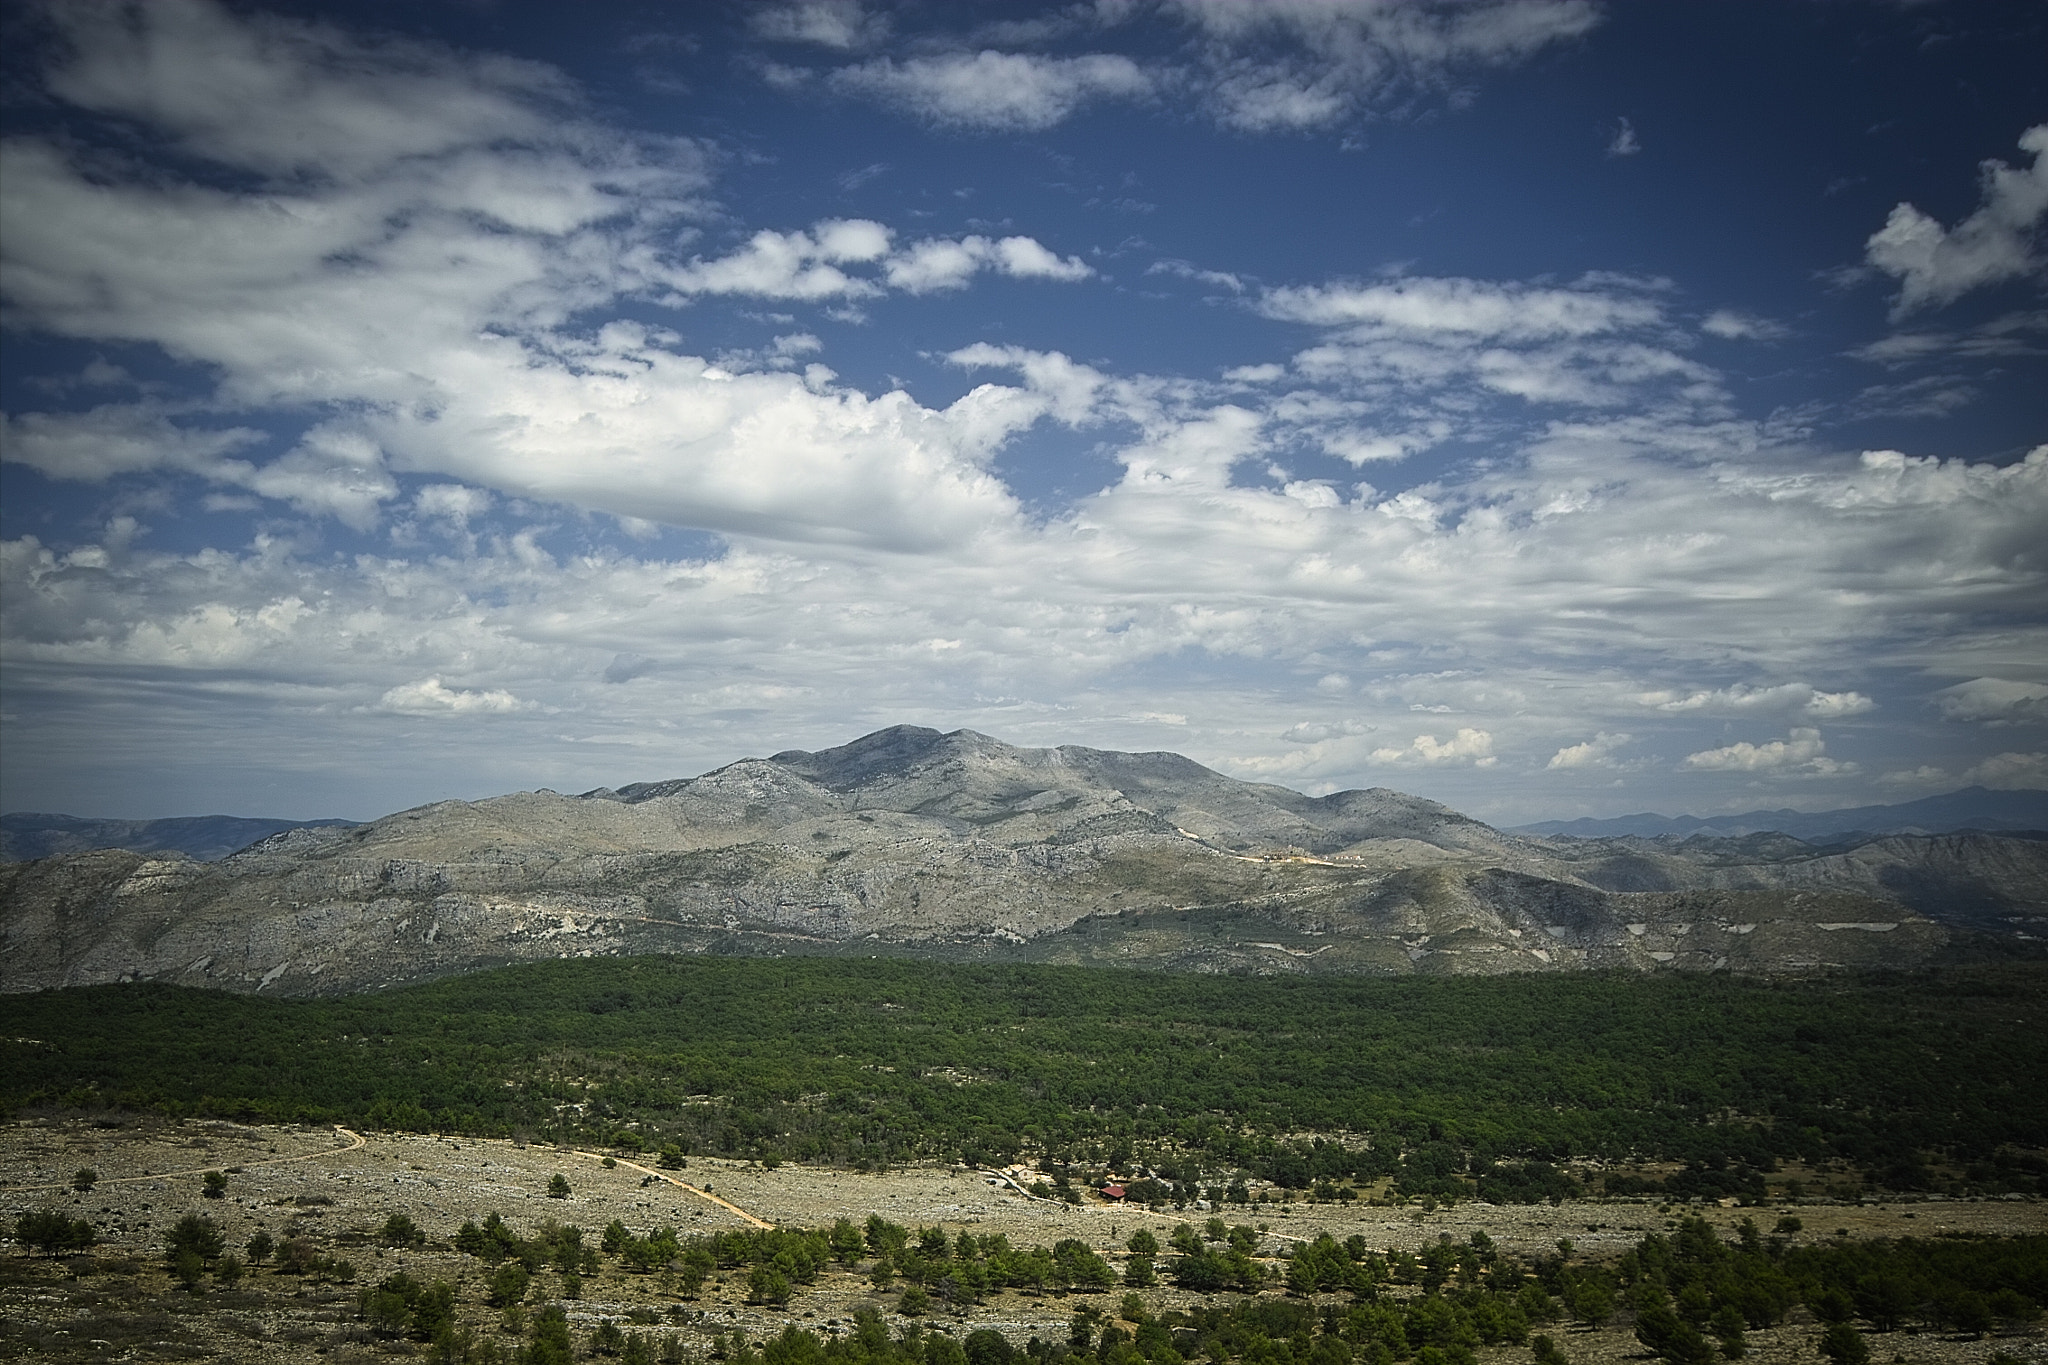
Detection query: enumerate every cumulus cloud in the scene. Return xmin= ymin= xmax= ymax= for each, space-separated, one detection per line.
xmin=885 ymin=235 xmax=1093 ymax=293
xmin=1935 ymin=677 xmax=2048 ymax=726
xmin=378 ymin=677 xmax=527 ymax=714
xmin=663 ymin=221 xmax=892 ymax=300
xmin=657 ymin=220 xmax=1092 ymax=300
xmin=828 ymin=51 xmax=1153 ymax=130
xmin=415 ymin=484 xmax=493 ymax=524
xmin=1864 ymin=125 xmax=2048 ymax=317
xmin=1961 ymin=751 xmax=2048 ymax=789
xmin=1547 ymin=732 xmax=1633 ymax=770
xmin=1679 ymin=728 xmax=1851 ymax=776
xmin=1370 ymin=729 xmax=1497 ymax=768
xmin=2 ymin=12 xmax=1111 ymax=552
xmin=1634 ymin=684 xmax=1874 ymax=721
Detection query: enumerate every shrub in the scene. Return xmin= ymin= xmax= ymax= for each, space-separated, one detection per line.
xmin=164 ymin=1212 xmax=225 ymax=1262
xmin=380 ymin=1212 xmax=423 ymax=1245
xmin=15 ymin=1208 xmax=96 ymax=1256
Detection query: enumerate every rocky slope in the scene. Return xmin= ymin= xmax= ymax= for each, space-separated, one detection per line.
xmin=4 ymin=727 xmax=2043 ymax=996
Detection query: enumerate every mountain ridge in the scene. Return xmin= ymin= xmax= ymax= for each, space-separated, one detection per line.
xmin=1513 ymin=786 xmax=2048 ymax=841
xmin=0 ymin=812 xmax=358 ymax=864
xmin=4 ymin=727 xmax=2044 ymax=996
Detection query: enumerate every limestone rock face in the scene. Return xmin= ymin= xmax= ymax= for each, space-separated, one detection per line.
xmin=4 ymin=726 xmax=2043 ymax=995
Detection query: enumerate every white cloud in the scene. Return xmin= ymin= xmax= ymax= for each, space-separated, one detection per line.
xmin=1223 ymin=363 xmax=1286 ymax=384
xmin=1283 ymin=719 xmax=1373 ymax=744
xmin=1606 ymin=117 xmax=1640 ymax=158
xmin=752 ymin=1 xmax=889 ymax=50
xmin=1150 ymin=259 xmax=1247 ymax=293
xmin=664 ymin=222 xmax=891 ymax=300
xmin=1961 ymin=752 xmax=2048 ymax=789
xmin=1 ymin=406 xmax=264 ymax=482
xmin=828 ymin=51 xmax=1153 ymax=130
xmin=243 ymin=426 xmax=399 ymax=531
xmin=1701 ymin=310 xmax=1787 ymax=342
xmin=1935 ymin=677 xmax=2048 ymax=726
xmin=1162 ymin=0 xmax=1599 ymax=131
xmin=6 ymin=0 xmax=2048 ymax=822
xmin=1262 ymin=276 xmax=1661 ymax=340
xmin=1679 ymin=727 xmax=1851 ymax=775
xmin=1877 ymin=765 xmax=1950 ymax=790
xmin=1257 ymin=275 xmax=1717 ymax=429
xmin=885 ymin=235 xmax=1093 ymax=293
xmin=378 ymin=677 xmax=528 ymax=715
xmin=1547 ymin=732 xmax=1633 ymax=770
xmin=663 ymin=221 xmax=1092 ymax=300
xmin=1864 ymin=124 xmax=2048 ymax=317
xmin=38 ymin=0 xmax=582 ymax=183
xmin=805 ymin=1 xmax=1595 ymax=136
xmin=1634 ymin=684 xmax=1874 ymax=721
xmin=1849 ymin=311 xmax=2048 ymax=366
xmin=1370 ymin=729 xmax=1497 ymax=768
xmin=415 ymin=484 xmax=493 ymax=524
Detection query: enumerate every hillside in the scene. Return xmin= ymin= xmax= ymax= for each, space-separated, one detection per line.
xmin=4 ymin=727 xmax=2045 ymax=996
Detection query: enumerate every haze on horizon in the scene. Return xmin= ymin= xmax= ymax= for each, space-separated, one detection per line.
xmin=1 ymin=0 xmax=2043 ymax=827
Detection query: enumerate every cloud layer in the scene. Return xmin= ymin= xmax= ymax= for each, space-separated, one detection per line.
xmin=1 ymin=0 xmax=2041 ymax=823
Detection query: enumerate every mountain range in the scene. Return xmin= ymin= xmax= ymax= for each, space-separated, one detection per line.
xmin=1513 ymin=787 xmax=2048 ymax=841
xmin=4 ymin=726 xmax=2044 ymax=996
xmin=0 ymin=812 xmax=357 ymax=864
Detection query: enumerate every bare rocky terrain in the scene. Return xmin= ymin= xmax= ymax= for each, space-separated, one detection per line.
xmin=4 ymin=1118 xmax=2045 ymax=1365
xmin=4 ymin=727 xmax=2045 ymax=996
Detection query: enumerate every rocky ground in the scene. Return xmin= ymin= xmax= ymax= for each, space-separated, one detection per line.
xmin=3 ymin=1117 xmax=2044 ymax=1365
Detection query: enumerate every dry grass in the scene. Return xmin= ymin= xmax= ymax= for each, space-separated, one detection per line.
xmin=4 ymin=1117 xmax=2045 ymax=1365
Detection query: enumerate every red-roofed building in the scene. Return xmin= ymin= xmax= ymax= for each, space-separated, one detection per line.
xmin=1100 ymin=1183 xmax=1126 ymax=1201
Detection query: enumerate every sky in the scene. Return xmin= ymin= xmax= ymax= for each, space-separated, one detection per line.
xmin=1 ymin=0 xmax=2044 ymax=826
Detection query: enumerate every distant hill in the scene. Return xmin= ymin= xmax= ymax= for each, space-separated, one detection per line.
xmin=1513 ymin=787 xmax=2048 ymax=841
xmin=0 ymin=813 xmax=358 ymax=864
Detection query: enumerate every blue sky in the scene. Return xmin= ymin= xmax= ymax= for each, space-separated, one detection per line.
xmin=1 ymin=0 xmax=2043 ymax=824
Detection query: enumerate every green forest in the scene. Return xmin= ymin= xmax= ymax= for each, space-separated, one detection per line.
xmin=4 ymin=960 xmax=2046 ymax=1199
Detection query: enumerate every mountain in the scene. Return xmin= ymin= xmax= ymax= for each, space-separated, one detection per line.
xmin=3 ymin=726 xmax=2044 ymax=997
xmin=1512 ymin=787 xmax=2048 ymax=841
xmin=0 ymin=812 xmax=358 ymax=864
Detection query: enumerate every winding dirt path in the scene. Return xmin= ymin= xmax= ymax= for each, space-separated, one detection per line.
xmin=11 ymin=1125 xmax=365 ymax=1195
xmin=567 ymin=1149 xmax=774 ymax=1229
